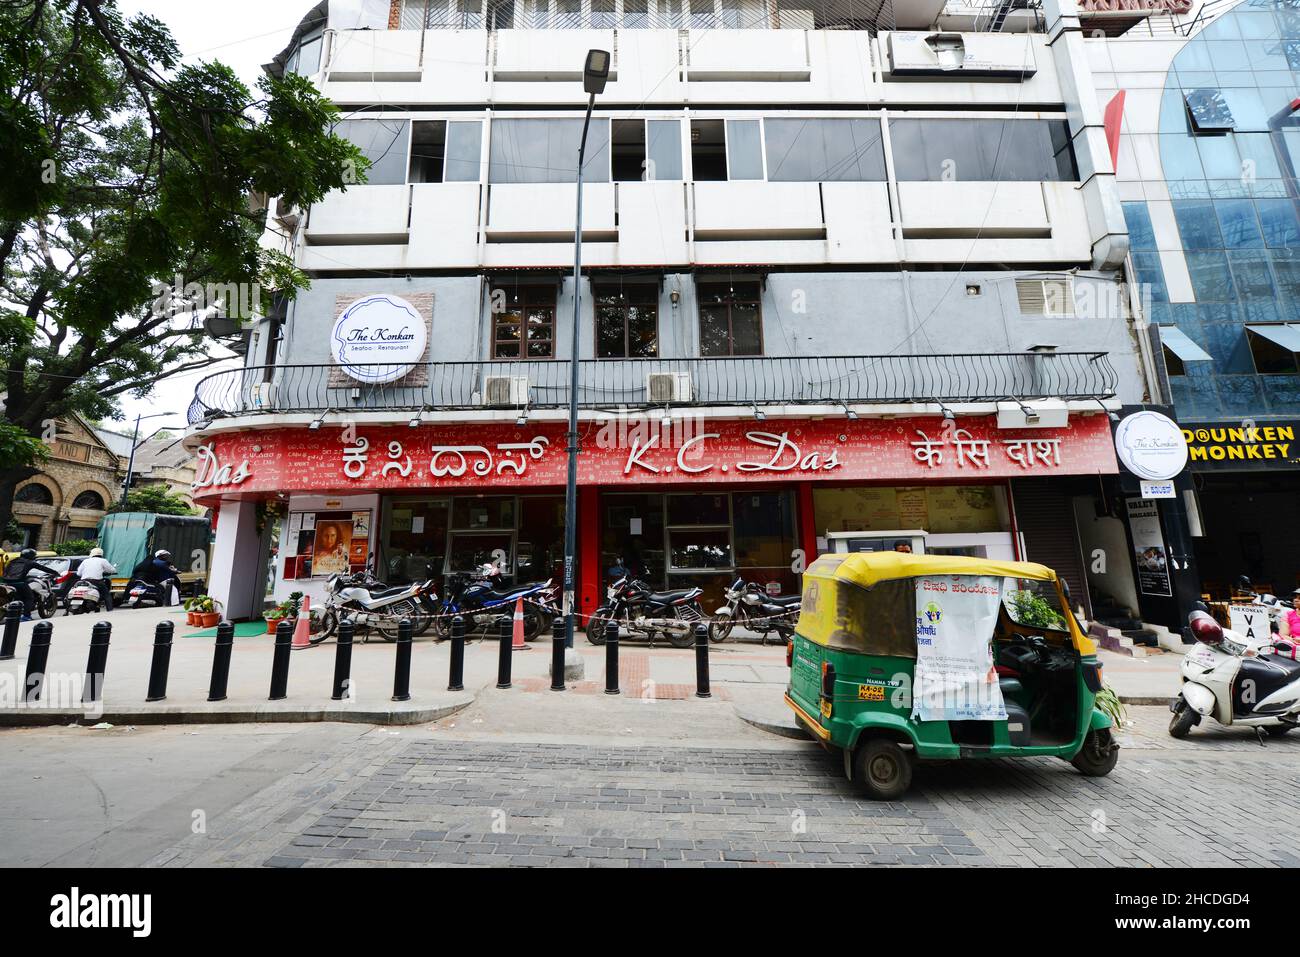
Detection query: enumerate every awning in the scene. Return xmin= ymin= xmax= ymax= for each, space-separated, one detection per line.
xmin=1157 ymin=325 xmax=1213 ymax=362
xmin=1246 ymin=323 xmax=1300 ymax=352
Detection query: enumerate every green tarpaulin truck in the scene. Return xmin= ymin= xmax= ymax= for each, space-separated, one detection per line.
xmin=97 ymin=512 xmax=212 ymax=597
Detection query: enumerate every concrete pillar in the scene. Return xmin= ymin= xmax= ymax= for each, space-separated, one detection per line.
xmin=207 ymin=498 xmax=262 ymax=622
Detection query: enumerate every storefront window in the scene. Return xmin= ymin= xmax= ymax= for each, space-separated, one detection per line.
xmin=813 ymin=485 xmax=1005 ymax=535
xmin=668 ymin=528 xmax=733 ymax=570
xmin=667 ymin=492 xmax=728 ymax=526
xmin=448 ymin=531 xmax=514 ymax=573
xmin=516 ymin=496 xmax=564 ymax=583
xmin=452 ymin=496 xmax=516 ymax=529
xmin=602 ymin=494 xmax=667 ymax=585
xmin=384 ymin=498 xmax=450 ymax=583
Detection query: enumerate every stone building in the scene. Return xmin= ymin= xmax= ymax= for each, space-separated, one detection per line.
xmin=11 ymin=415 xmax=122 ymax=549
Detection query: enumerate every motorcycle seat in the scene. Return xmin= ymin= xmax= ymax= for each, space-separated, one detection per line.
xmin=762 ymin=594 xmax=801 ymax=607
xmin=647 ymin=588 xmax=699 ymax=604
xmin=366 ymin=585 xmax=411 ymax=599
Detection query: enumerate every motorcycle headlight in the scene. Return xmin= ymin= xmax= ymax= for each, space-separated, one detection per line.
xmin=606 ymin=586 xmax=617 ymax=600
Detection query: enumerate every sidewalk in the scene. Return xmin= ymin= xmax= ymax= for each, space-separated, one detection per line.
xmin=0 ymin=608 xmax=790 ymax=727
xmin=1097 ymin=646 xmax=1183 ymax=705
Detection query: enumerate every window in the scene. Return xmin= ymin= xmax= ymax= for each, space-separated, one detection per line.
xmin=595 ymin=282 xmax=659 ymax=358
xmin=888 ymin=119 xmax=1078 ymax=182
xmin=492 ymin=284 xmax=557 ymax=358
xmin=1246 ymin=324 xmax=1300 ymax=374
xmin=611 ymin=119 xmax=682 ymax=182
xmin=286 ymin=30 xmax=322 ymax=76
xmin=698 ymin=280 xmax=762 ymax=356
xmin=690 ymin=119 xmax=726 ymax=181
xmin=71 ymin=491 xmax=105 ymax=510
xmin=726 ymin=120 xmax=763 ymax=180
xmin=409 ymin=120 xmax=482 ymax=183
xmin=490 ymin=0 xmax=515 ymax=28
xmin=689 ymin=119 xmax=761 ymax=181
xmin=1002 ymin=579 xmax=1069 ymax=632
xmin=763 ymin=118 xmax=886 ymax=182
xmin=1185 ymin=89 xmax=1235 ymax=132
xmin=557 ymin=0 xmax=581 ymax=26
xmin=1015 ymin=279 xmax=1074 ymax=318
xmin=333 ymin=119 xmax=411 ymax=186
xmin=456 ymin=0 xmax=484 ymax=28
xmin=592 ymin=0 xmax=616 ymax=27
xmin=666 ymin=493 xmax=732 ymax=573
xmin=15 ymin=484 xmax=53 ymax=506
xmin=624 ymin=0 xmax=649 ymax=27
xmin=489 ymin=118 xmax=610 ymax=184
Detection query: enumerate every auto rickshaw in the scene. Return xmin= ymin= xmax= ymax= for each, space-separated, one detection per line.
xmin=785 ymin=552 xmax=1118 ymax=799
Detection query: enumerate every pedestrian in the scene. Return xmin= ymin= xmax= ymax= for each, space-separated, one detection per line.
xmin=1280 ymin=589 xmax=1300 ymax=640
xmin=77 ymin=547 xmax=118 ymax=613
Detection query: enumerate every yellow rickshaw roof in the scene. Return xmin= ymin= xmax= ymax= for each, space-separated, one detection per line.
xmin=809 ymin=552 xmax=1060 ymax=589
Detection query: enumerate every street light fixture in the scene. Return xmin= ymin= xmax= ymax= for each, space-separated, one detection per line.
xmin=561 ymin=49 xmax=611 ymax=656
xmin=121 ymin=412 xmax=185 ymax=499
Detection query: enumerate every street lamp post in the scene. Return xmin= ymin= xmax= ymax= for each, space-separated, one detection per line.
xmin=121 ymin=412 xmax=183 ymax=501
xmin=561 ymin=50 xmax=611 ymax=656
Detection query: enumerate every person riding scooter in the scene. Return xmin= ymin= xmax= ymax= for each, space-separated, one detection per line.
xmin=1 ymin=548 xmax=60 ymax=621
xmin=76 ymin=547 xmax=117 ymax=613
xmin=127 ymin=550 xmax=180 ymax=606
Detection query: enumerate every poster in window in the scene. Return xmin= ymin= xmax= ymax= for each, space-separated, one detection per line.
xmin=352 ymin=511 xmax=370 ymax=537
xmin=312 ymin=519 xmax=352 ymax=576
xmin=1127 ymin=498 xmax=1171 ymax=597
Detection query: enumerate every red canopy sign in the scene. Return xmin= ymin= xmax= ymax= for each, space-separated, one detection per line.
xmin=189 ymin=414 xmax=1118 ymax=504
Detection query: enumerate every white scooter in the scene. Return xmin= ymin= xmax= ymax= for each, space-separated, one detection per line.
xmin=1170 ymin=610 xmax=1300 ymax=741
xmin=65 ymin=579 xmax=105 ymax=615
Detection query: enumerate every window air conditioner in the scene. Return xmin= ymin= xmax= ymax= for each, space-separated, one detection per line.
xmin=646 ymin=371 xmax=691 ymax=404
xmin=483 ymin=376 xmax=529 ymax=407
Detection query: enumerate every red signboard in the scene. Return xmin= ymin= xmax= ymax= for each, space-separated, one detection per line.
xmin=189 ymin=414 xmax=1119 ymax=504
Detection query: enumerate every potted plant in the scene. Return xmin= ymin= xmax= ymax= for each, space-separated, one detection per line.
xmin=264 ymin=593 xmax=303 ymax=634
xmin=192 ymin=596 xmax=221 ymax=628
xmin=182 ymin=595 xmax=204 ymax=626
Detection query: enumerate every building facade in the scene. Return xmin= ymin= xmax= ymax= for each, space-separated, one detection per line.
xmin=10 ymin=416 xmax=121 ymax=549
xmin=186 ymin=0 xmax=1150 ymax=624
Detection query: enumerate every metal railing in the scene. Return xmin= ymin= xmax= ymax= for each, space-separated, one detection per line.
xmin=187 ymin=352 xmax=1117 ymax=424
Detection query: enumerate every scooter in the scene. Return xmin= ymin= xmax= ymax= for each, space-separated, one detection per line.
xmin=431 ymin=566 xmax=558 ymax=641
xmin=1170 ymin=610 xmax=1300 ymax=740
xmin=0 ymin=572 xmax=57 ymax=619
xmin=65 ymin=579 xmax=106 ymax=615
xmin=1230 ymin=576 xmax=1288 ymax=634
xmin=710 ymin=577 xmax=801 ymax=644
xmin=124 ymin=577 xmax=178 ymax=609
xmin=318 ymin=571 xmax=438 ymax=643
xmin=586 ymin=576 xmax=706 ymax=649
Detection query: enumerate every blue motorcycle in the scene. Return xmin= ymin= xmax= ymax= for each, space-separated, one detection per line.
xmin=431 ymin=566 xmax=559 ymax=641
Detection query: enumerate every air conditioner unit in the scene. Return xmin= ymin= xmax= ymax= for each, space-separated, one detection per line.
xmin=646 ymin=371 xmax=691 ymax=404
xmin=483 ymin=376 xmax=529 ymax=407
xmin=273 ymin=197 xmax=302 ymax=228
xmin=249 ymin=382 xmax=277 ymax=409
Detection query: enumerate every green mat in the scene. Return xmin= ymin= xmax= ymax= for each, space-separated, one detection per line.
xmin=185 ymin=621 xmax=272 ymax=638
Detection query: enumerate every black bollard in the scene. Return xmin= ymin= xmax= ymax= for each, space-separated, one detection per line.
xmin=208 ymin=620 xmax=234 ymax=702
xmin=550 ymin=616 xmax=566 ymax=692
xmin=447 ymin=616 xmax=465 ymax=692
xmin=82 ymin=620 xmax=112 ymax=705
xmin=146 ymin=620 xmax=175 ymax=702
xmin=23 ymin=621 xmax=53 ymax=704
xmin=694 ymin=623 xmax=711 ymax=699
xmin=604 ymin=617 xmax=620 ymax=695
xmin=269 ymin=618 xmax=293 ymax=700
xmin=331 ymin=617 xmax=355 ymax=701
xmin=0 ymin=600 xmax=21 ymax=660
xmin=392 ymin=617 xmax=412 ymax=702
xmin=496 ymin=615 xmax=512 ymax=689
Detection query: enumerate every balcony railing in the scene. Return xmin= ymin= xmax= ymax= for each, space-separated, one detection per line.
xmin=187 ymin=353 xmax=1117 ymax=425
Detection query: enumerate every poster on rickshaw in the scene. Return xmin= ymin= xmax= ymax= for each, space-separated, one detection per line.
xmin=913 ymin=575 xmax=1008 ymax=722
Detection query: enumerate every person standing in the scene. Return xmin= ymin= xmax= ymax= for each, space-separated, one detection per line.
xmin=1281 ymin=589 xmax=1300 ymax=641
xmin=77 ymin=547 xmax=118 ymax=612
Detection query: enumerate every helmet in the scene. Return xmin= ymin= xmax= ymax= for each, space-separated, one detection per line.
xmin=19 ymin=548 xmax=36 ymax=560
xmin=155 ymin=550 xmax=171 ymax=561
xmin=90 ymin=547 xmax=104 ymax=557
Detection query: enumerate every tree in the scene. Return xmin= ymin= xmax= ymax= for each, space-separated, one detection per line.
xmin=110 ymin=483 xmax=195 ymax=516
xmin=0 ymin=0 xmax=366 ymax=532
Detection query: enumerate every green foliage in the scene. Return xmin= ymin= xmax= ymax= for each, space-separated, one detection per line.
xmin=111 ymin=484 xmax=195 ymax=516
xmin=265 ymin=592 xmax=303 ymax=621
xmin=53 ymin=539 xmax=97 ymax=556
xmin=1005 ymin=590 xmax=1067 ymax=630
xmin=184 ymin=594 xmax=217 ymax=614
xmin=1094 ymin=686 xmax=1127 ymax=727
xmin=0 ymin=422 xmax=49 ymax=471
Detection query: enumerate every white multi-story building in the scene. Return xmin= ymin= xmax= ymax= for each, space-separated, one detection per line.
xmin=188 ymin=0 xmax=1149 ymax=627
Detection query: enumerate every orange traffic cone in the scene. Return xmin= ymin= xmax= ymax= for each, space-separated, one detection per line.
xmin=292 ymin=595 xmax=312 ymax=650
xmin=512 ymin=596 xmax=528 ymax=650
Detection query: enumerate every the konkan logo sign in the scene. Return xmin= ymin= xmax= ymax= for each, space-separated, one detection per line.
xmin=1113 ymin=410 xmax=1189 ymax=481
xmin=49 ymin=887 xmax=151 ymax=937
xmin=330 ymin=293 xmax=428 ymax=385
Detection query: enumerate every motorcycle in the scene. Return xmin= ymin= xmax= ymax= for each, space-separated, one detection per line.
xmin=1170 ymin=610 xmax=1300 ymax=740
xmin=124 ymin=577 xmax=178 ymax=609
xmin=65 ymin=579 xmax=106 ymax=615
xmin=586 ymin=576 xmax=706 ymax=649
xmin=431 ymin=566 xmax=558 ymax=641
xmin=0 ymin=572 xmax=57 ymax=619
xmin=709 ymin=577 xmax=801 ymax=644
xmin=317 ymin=571 xmax=439 ymax=643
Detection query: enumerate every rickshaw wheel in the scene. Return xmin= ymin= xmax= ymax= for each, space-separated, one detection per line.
xmin=853 ymin=738 xmax=913 ymax=801
xmin=1070 ymin=728 xmax=1119 ymax=777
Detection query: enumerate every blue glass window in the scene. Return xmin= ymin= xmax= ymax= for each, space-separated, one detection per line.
xmin=1215 ymin=199 xmax=1265 ymax=248
xmin=1186 ymin=251 xmax=1237 ymax=301
xmin=1235 ymin=132 xmax=1284 ymax=180
xmin=1227 ymin=250 xmax=1277 ymax=298
xmin=1132 ymin=251 xmax=1169 ymax=303
xmin=1174 ymin=200 xmax=1224 ymax=249
xmin=1270 ymin=248 xmax=1300 ymax=298
xmin=1195 ymin=133 xmax=1242 ymax=179
xmin=1256 ymin=198 xmax=1300 ymax=246
xmin=1122 ymin=202 xmax=1157 ymax=250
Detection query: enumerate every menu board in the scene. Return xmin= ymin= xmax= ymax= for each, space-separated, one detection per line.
xmin=283 ymin=509 xmax=372 ymax=580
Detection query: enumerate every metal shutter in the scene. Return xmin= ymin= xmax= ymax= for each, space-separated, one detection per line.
xmin=1010 ymin=478 xmax=1092 ymax=618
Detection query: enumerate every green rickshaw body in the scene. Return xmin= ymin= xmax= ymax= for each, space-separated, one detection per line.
xmin=785 ymin=553 xmax=1112 ymax=769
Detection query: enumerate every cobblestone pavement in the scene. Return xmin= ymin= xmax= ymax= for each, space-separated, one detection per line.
xmin=142 ymin=703 xmax=1300 ymax=868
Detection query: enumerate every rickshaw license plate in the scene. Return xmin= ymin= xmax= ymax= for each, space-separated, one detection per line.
xmin=819 ymin=698 xmax=832 ymax=718
xmin=857 ymin=684 xmax=885 ymax=701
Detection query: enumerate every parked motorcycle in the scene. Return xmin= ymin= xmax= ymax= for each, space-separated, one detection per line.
xmin=0 ymin=572 xmax=57 ymax=619
xmin=586 ymin=576 xmax=706 ymax=649
xmin=430 ymin=566 xmax=558 ymax=641
xmin=65 ymin=579 xmax=106 ymax=615
xmin=317 ymin=571 xmax=439 ymax=643
xmin=709 ymin=577 xmax=801 ymax=644
xmin=1169 ymin=610 xmax=1300 ymax=740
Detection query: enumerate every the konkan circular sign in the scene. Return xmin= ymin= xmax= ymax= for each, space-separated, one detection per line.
xmin=330 ymin=294 xmax=428 ymax=384
xmin=1114 ymin=409 xmax=1189 ymax=480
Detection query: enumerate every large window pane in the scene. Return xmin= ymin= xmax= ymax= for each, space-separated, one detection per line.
xmin=1174 ymin=200 xmax=1223 ymax=250
xmin=334 ymin=118 xmax=411 ymax=185
xmin=726 ymin=120 xmax=764 ymax=180
xmin=646 ymin=119 xmax=682 ymax=181
xmin=490 ymin=118 xmax=610 ymax=184
xmin=697 ymin=281 xmax=762 ymax=356
xmin=445 ymin=121 xmax=483 ymax=181
xmin=1186 ymin=251 xmax=1237 ymax=301
xmin=594 ymin=282 xmax=658 ymax=358
xmin=764 ymin=118 xmax=886 ymax=182
xmin=1258 ymin=199 xmax=1300 ymax=247
xmin=888 ymin=119 xmax=1077 ymax=181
